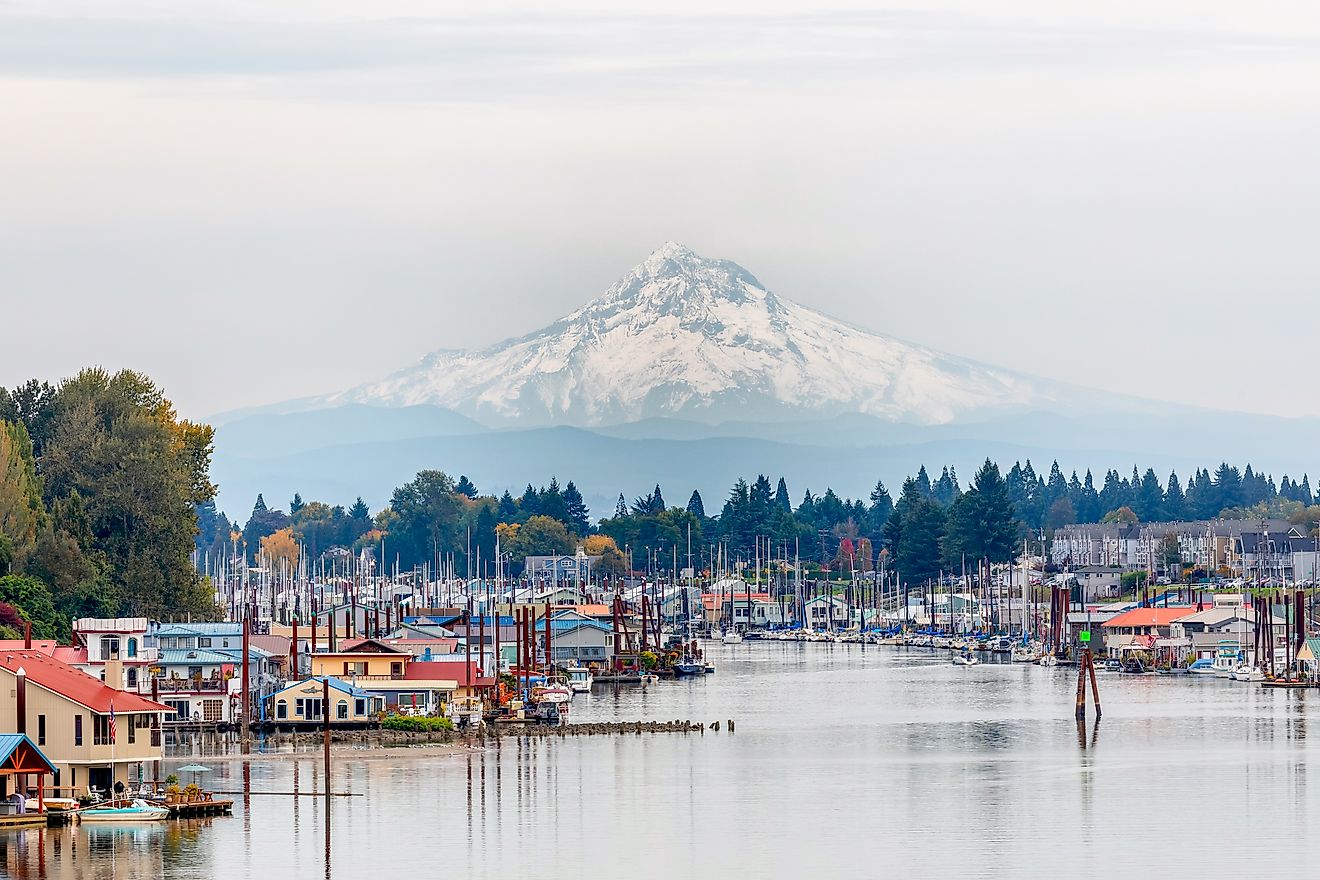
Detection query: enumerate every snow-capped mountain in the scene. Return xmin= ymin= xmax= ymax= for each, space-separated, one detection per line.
xmin=321 ymin=242 xmax=1065 ymax=426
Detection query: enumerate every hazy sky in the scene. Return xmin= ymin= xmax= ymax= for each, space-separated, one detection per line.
xmin=4 ymin=1 xmax=1320 ymax=420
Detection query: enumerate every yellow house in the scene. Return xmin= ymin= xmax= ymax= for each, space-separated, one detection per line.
xmin=267 ymin=678 xmax=384 ymax=727
xmin=307 ymin=639 xmax=411 ymax=681
xmin=1 ymin=649 xmax=169 ymax=798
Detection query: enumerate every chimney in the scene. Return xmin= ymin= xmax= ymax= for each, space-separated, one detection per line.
xmin=24 ymin=621 xmax=31 ymax=650
xmin=15 ymin=667 xmax=26 ymax=736
xmin=104 ymin=659 xmax=124 ymax=690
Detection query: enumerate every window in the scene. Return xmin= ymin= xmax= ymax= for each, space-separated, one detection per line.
xmin=74 ymin=714 xmax=83 ymax=746
xmin=165 ymin=700 xmax=189 ymax=721
xmin=198 ymin=638 xmax=212 ymax=648
xmin=295 ymin=698 xmax=304 ymax=716
xmin=202 ymin=700 xmax=222 ymax=722
xmin=127 ymin=638 xmax=138 ymax=658
xmin=355 ymin=699 xmax=366 ymax=716
xmin=101 ymin=636 xmax=120 ymax=660
xmin=390 ymin=662 xmax=403 ymax=677
xmin=277 ymin=700 xmax=288 ymax=720
xmin=127 ymin=668 xmax=138 ymax=688
xmin=38 ymin=714 xmax=46 ymax=746
xmin=128 ymin=716 xmax=136 ymax=744
xmin=337 ymin=701 xmax=349 ymax=720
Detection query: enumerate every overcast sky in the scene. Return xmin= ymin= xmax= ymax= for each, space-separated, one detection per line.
xmin=4 ymin=1 xmax=1320 ymax=420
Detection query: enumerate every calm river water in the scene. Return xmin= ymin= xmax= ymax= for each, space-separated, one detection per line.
xmin=4 ymin=642 xmax=1319 ymax=878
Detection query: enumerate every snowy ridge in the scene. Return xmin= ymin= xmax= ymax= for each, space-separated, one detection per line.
xmin=322 ymin=242 xmax=1062 ymax=426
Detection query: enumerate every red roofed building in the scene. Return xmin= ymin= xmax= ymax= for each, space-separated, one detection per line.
xmin=0 ymin=649 xmax=169 ymax=799
xmin=1101 ymin=606 xmax=1197 ymax=652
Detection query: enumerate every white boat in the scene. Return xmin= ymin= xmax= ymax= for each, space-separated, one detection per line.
xmin=79 ymin=799 xmax=170 ymax=823
xmin=722 ymin=631 xmax=743 ymax=645
xmin=532 ymin=683 xmax=572 ymax=705
xmin=565 ymin=666 xmax=594 ymax=693
xmin=1230 ymin=664 xmax=1265 ymax=682
xmin=1037 ymin=653 xmax=1059 ymax=667
xmin=640 ymin=672 xmax=659 ymax=686
xmin=951 ymin=652 xmax=980 ymax=667
xmin=1010 ymin=645 xmax=1036 ymax=663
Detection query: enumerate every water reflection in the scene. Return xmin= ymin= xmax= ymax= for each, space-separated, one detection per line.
xmin=7 ymin=645 xmax=1320 ymax=878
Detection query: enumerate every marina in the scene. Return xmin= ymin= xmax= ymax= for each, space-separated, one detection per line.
xmin=7 ymin=640 xmax=1320 ymax=878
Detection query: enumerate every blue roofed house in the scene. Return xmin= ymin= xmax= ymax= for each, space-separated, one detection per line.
xmin=537 ymin=611 xmax=616 ymax=667
xmin=144 ymin=623 xmax=282 ymax=725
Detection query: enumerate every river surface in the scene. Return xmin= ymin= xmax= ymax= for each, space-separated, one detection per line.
xmin=4 ymin=641 xmax=1319 ymax=878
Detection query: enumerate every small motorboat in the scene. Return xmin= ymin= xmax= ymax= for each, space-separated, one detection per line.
xmin=80 ymin=799 xmax=170 ymax=823
xmin=1037 ymin=654 xmax=1059 ymax=668
xmin=565 ymin=666 xmax=594 ymax=693
xmin=1231 ymin=664 xmax=1265 ymax=682
xmin=722 ymin=631 xmax=744 ymax=645
xmin=1188 ymin=658 xmax=1217 ymax=675
xmin=640 ymin=672 xmax=659 ymax=686
xmin=672 ymin=657 xmax=705 ymax=677
xmin=951 ymin=651 xmax=980 ymax=667
xmin=1010 ymin=645 xmax=1036 ymax=663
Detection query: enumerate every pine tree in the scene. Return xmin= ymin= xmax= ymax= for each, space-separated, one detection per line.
xmin=868 ymin=479 xmax=893 ymax=536
xmin=774 ymin=478 xmax=791 ymax=512
xmin=652 ymin=484 xmax=666 ymax=512
xmin=687 ymin=490 xmax=706 ymax=520
xmin=614 ymin=493 xmax=628 ymax=519
xmin=455 ymin=475 xmax=478 ymax=499
xmin=348 ymin=497 xmax=370 ymax=521
xmin=1135 ymin=469 xmax=1163 ymax=522
xmin=1302 ymin=475 xmax=1315 ymax=507
xmin=562 ymin=481 xmax=591 ymax=536
xmin=914 ymin=466 xmax=933 ymax=498
xmin=944 ymin=459 xmax=1018 ymax=566
xmin=498 ymin=491 xmax=519 ymax=523
xmin=289 ymin=493 xmax=304 ymax=515
xmin=933 ymin=466 xmax=961 ymax=506
xmin=1163 ymin=472 xmax=1185 ymax=520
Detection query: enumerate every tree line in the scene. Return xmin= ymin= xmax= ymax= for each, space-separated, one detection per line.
xmin=0 ymin=371 xmax=216 ymax=638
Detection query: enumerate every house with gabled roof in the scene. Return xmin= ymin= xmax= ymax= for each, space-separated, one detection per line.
xmin=0 ymin=649 xmax=169 ymax=799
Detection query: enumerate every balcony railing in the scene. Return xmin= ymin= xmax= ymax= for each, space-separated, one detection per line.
xmin=149 ymin=678 xmax=227 ymax=693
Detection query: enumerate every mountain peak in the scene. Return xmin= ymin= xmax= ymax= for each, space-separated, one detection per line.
xmin=324 ymin=244 xmax=1059 ymax=426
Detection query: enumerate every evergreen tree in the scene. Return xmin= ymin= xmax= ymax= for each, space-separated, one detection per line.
xmin=520 ymin=484 xmax=540 ymax=518
xmin=289 ymin=493 xmax=304 ymax=515
xmin=1163 ymin=472 xmax=1185 ymax=520
xmin=1077 ymin=470 xmax=1101 ymax=523
xmin=652 ymin=484 xmax=666 ymax=512
xmin=455 ymin=475 xmax=478 ymax=499
xmin=1135 ymin=468 xmax=1163 ymax=522
xmin=943 ymin=459 xmax=1018 ymax=566
xmin=498 ymin=491 xmax=519 ymax=523
xmin=868 ymin=479 xmax=893 ymax=536
xmin=914 ymin=466 xmax=933 ymax=498
xmin=614 ymin=493 xmax=628 ymax=519
xmin=687 ymin=490 xmax=706 ymax=520
xmin=348 ymin=497 xmax=371 ymax=521
xmin=562 ymin=481 xmax=591 ymax=536
xmin=539 ymin=477 xmax=568 ymax=525
xmin=895 ymin=496 xmax=946 ymax=585
xmin=933 ymin=466 xmax=961 ymax=507
xmin=774 ymin=477 xmax=792 ymax=513
xmin=1302 ymin=475 xmax=1315 ymax=507
xmin=883 ymin=478 xmax=922 ymax=555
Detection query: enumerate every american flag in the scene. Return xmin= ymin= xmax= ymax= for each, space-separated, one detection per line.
xmin=109 ymin=701 xmax=116 ymax=743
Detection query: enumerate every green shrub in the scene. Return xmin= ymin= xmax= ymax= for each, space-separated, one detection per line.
xmin=381 ymin=714 xmax=454 ymax=732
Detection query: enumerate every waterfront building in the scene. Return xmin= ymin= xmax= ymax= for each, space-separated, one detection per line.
xmin=538 ymin=612 xmax=616 ymax=665
xmin=1100 ymin=606 xmax=1196 ymax=653
xmin=803 ymin=595 xmax=852 ymax=630
xmin=0 ymin=649 xmax=168 ymax=797
xmin=266 ymin=677 xmax=385 ymax=727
